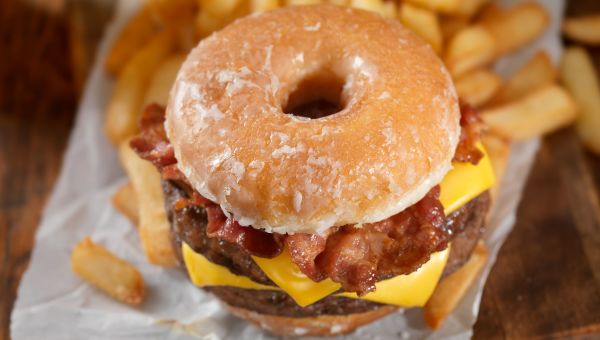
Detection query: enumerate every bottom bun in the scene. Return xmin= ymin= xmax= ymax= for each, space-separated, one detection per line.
xmin=222 ymin=303 xmax=399 ymax=337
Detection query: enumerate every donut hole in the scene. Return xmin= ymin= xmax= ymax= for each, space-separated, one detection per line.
xmin=283 ymin=69 xmax=346 ymax=119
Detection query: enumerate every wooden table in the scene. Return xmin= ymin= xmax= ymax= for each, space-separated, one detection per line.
xmin=1 ymin=0 xmax=599 ymax=339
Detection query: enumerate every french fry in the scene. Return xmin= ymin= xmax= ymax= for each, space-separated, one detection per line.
xmin=399 ymin=4 xmax=443 ymax=54
xmin=403 ymin=0 xmax=460 ymax=14
xmin=451 ymin=0 xmax=490 ymax=18
xmin=143 ymin=54 xmax=187 ymax=107
xmin=455 ymin=69 xmax=502 ymax=108
xmin=380 ymin=1 xmax=397 ymax=18
xmin=195 ymin=5 xmax=249 ymax=39
xmin=477 ymin=2 xmax=502 ymax=26
xmin=174 ymin=18 xmax=199 ymax=53
xmin=482 ymin=85 xmax=578 ymax=140
xmin=287 ymin=0 xmax=322 ymax=4
xmin=200 ymin=0 xmax=243 ymax=16
xmin=440 ymin=15 xmax=469 ymax=41
xmin=119 ymin=141 xmax=178 ymax=267
xmin=424 ymin=242 xmax=487 ymax=329
xmin=71 ymin=237 xmax=145 ymax=305
xmin=195 ymin=10 xmax=226 ymax=38
xmin=488 ymin=51 xmax=557 ymax=107
xmin=560 ymin=47 xmax=600 ymax=155
xmin=327 ymin=0 xmax=349 ymax=5
xmin=480 ymin=3 xmax=549 ymax=56
xmin=112 ymin=182 xmax=139 ymax=225
xmin=147 ymin=0 xmax=198 ymax=24
xmin=104 ymin=6 xmax=159 ymax=75
xmin=481 ymin=132 xmax=511 ymax=201
xmin=251 ymin=0 xmax=279 ymax=13
xmin=350 ymin=0 xmax=384 ymax=15
xmin=443 ymin=25 xmax=496 ymax=77
xmin=562 ymin=15 xmax=600 ymax=46
xmin=104 ymin=30 xmax=174 ymax=145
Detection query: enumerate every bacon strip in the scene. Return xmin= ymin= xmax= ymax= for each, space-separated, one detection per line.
xmin=132 ymin=103 xmax=483 ymax=295
xmin=284 ymin=232 xmax=331 ymax=282
xmin=454 ymin=101 xmax=484 ymax=164
xmin=130 ymin=104 xmax=176 ymax=169
xmin=206 ymin=206 xmax=283 ymax=258
xmin=314 ymin=186 xmax=448 ymax=295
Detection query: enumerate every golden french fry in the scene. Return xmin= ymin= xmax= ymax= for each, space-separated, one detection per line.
xmin=480 ymin=3 xmax=550 ymax=56
xmin=560 ymin=47 xmax=600 ymax=155
xmin=195 ymin=10 xmax=225 ymax=38
xmin=424 ymin=242 xmax=487 ymax=329
xmin=145 ymin=0 xmax=199 ymax=51
xmin=200 ymin=0 xmax=242 ymax=16
xmin=104 ymin=30 xmax=174 ymax=145
xmin=451 ymin=0 xmax=490 ymax=18
xmin=71 ymin=237 xmax=145 ymax=305
xmin=562 ymin=15 xmax=600 ymax=46
xmin=482 ymin=85 xmax=578 ymax=140
xmin=477 ymin=2 xmax=502 ymax=26
xmin=287 ymin=0 xmax=322 ymax=4
xmin=399 ymin=4 xmax=443 ymax=54
xmin=170 ymin=12 xmax=199 ymax=52
xmin=440 ymin=15 xmax=469 ymax=41
xmin=112 ymin=182 xmax=139 ymax=225
xmin=195 ymin=8 xmax=248 ymax=38
xmin=147 ymin=0 xmax=198 ymax=24
xmin=349 ymin=0 xmax=384 ymax=14
xmin=327 ymin=0 xmax=349 ymax=5
xmin=119 ymin=141 xmax=178 ymax=267
xmin=443 ymin=25 xmax=496 ymax=77
xmin=481 ymin=132 xmax=510 ymax=201
xmin=105 ymin=6 xmax=159 ymax=75
xmin=455 ymin=69 xmax=502 ymax=108
xmin=403 ymin=0 xmax=460 ymax=13
xmin=143 ymin=54 xmax=186 ymax=107
xmin=380 ymin=1 xmax=397 ymax=18
xmin=488 ymin=51 xmax=557 ymax=107
xmin=251 ymin=0 xmax=279 ymax=13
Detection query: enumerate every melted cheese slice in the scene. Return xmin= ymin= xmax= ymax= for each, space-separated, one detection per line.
xmin=253 ymin=245 xmax=450 ymax=307
xmin=183 ymin=241 xmax=448 ymax=307
xmin=183 ymin=242 xmax=278 ymax=291
xmin=439 ymin=143 xmax=495 ymax=215
xmin=183 ymin=144 xmax=495 ymax=307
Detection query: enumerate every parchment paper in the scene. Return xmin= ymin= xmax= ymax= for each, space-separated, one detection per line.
xmin=10 ymin=0 xmax=564 ymax=338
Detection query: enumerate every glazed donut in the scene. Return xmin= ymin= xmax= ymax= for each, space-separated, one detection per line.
xmin=166 ymin=5 xmax=460 ymax=234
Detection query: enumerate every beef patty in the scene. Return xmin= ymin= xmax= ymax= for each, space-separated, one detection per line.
xmin=164 ymin=180 xmax=490 ymax=317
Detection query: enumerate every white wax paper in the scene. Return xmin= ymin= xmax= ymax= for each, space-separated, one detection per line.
xmin=11 ymin=0 xmax=564 ymax=338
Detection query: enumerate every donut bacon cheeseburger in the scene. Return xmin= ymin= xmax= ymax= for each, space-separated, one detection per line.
xmin=128 ymin=5 xmax=495 ymax=337
xmin=182 ymin=149 xmax=494 ymax=308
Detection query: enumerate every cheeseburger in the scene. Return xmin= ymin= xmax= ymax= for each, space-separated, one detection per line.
xmin=131 ymin=4 xmax=494 ymax=337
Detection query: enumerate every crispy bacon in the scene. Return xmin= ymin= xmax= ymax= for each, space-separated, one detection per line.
xmin=454 ymin=101 xmax=483 ymax=164
xmin=132 ymin=103 xmax=482 ymax=295
xmin=206 ymin=206 xmax=283 ymax=258
xmin=314 ymin=186 xmax=448 ymax=294
xmin=130 ymin=103 xmax=177 ymax=170
xmin=284 ymin=232 xmax=331 ymax=282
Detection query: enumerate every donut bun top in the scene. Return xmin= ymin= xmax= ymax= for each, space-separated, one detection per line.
xmin=166 ymin=5 xmax=460 ymax=234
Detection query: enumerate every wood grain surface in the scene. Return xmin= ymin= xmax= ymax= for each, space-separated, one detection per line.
xmin=1 ymin=0 xmax=599 ymax=339
xmin=0 ymin=1 xmax=112 ymax=340
xmin=0 ymin=2 xmax=75 ymax=340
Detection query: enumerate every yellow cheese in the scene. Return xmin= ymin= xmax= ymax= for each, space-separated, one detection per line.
xmin=183 ymin=145 xmax=495 ymax=308
xmin=253 ymin=248 xmax=341 ymax=306
xmin=252 ymin=145 xmax=494 ymax=306
xmin=440 ymin=143 xmax=495 ymax=215
xmin=338 ymin=248 xmax=448 ymax=306
xmin=182 ymin=242 xmax=277 ymax=291
xmin=254 ymin=246 xmax=450 ymax=307
xmin=183 ymin=241 xmax=448 ymax=307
